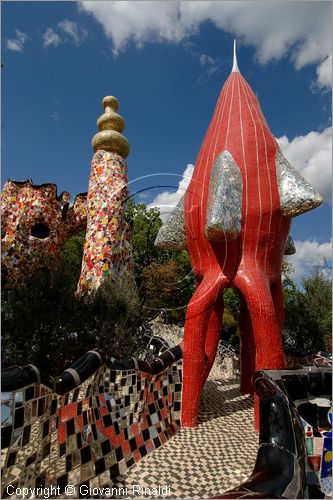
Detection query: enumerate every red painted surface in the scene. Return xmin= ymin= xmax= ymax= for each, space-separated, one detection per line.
xmin=182 ymin=70 xmax=289 ymax=427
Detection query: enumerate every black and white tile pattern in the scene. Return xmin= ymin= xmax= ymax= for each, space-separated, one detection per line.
xmin=118 ymin=379 xmax=258 ymax=499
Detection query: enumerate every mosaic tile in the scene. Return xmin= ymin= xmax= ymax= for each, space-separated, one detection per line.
xmin=1 ymin=347 xmax=182 ymax=497
xmin=120 ymin=380 xmax=258 ymax=499
xmin=77 ymin=149 xmax=133 ymax=296
xmin=70 ymin=94 xmax=133 ymax=296
xmin=1 ymin=181 xmax=87 ymax=288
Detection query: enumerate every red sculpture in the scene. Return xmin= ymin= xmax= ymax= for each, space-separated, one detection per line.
xmin=155 ymin=42 xmax=322 ymax=428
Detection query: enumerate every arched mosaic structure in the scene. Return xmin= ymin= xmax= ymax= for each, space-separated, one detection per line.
xmin=1 ymin=180 xmax=87 ymax=288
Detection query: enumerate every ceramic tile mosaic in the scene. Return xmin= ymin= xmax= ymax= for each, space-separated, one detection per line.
xmin=77 ymin=150 xmax=133 ymax=296
xmin=252 ymin=368 xmax=332 ymax=498
xmin=1 ymin=180 xmax=87 ymax=288
xmin=300 ymin=353 xmax=332 ymax=367
xmin=118 ymin=380 xmax=258 ymax=499
xmin=77 ymin=96 xmax=133 ymax=296
xmin=1 ymin=347 xmax=182 ymax=499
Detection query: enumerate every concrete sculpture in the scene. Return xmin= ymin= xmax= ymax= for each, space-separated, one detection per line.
xmin=155 ymin=41 xmax=323 ymax=427
xmin=76 ymin=96 xmax=133 ymax=296
xmin=1 ymin=180 xmax=87 ymax=288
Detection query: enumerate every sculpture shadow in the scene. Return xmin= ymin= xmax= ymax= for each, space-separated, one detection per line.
xmin=198 ymin=379 xmax=254 ymax=424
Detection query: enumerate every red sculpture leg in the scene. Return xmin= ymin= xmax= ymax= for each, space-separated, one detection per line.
xmin=235 ymin=271 xmax=286 ymax=372
xmin=270 ymin=280 xmax=285 ymax=332
xmin=182 ymin=272 xmax=227 ymax=428
xmin=235 ymin=271 xmax=286 ymax=429
xmin=238 ymin=297 xmax=256 ymax=395
xmin=203 ymin=293 xmax=225 ymax=384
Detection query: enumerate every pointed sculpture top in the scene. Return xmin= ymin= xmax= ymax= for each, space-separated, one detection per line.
xmin=232 ymin=39 xmax=240 ymax=73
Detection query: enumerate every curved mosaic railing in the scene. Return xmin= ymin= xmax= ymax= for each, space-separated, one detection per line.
xmin=216 ymin=366 xmax=332 ymax=499
xmin=1 ymin=345 xmax=182 ymax=498
xmin=134 ymin=322 xmax=173 ymax=361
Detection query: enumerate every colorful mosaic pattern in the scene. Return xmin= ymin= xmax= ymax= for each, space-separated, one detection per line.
xmin=1 ymin=180 xmax=87 ymax=288
xmin=300 ymin=352 xmax=332 ymax=367
xmin=120 ymin=381 xmax=258 ymax=499
xmin=1 ymin=349 xmax=182 ymax=498
xmin=77 ymin=151 xmax=133 ymax=296
xmin=300 ymin=405 xmax=332 ymax=496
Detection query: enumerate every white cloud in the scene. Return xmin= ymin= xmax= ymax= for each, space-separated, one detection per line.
xmin=148 ymin=164 xmax=194 ymax=221
xmin=276 ymin=127 xmax=332 ymax=204
xmin=58 ymin=19 xmax=87 ymax=45
xmin=183 ymin=42 xmax=221 ymax=83
xmin=149 ymin=125 xmax=331 ymax=220
xmin=286 ymin=239 xmax=332 ymax=280
xmin=79 ymin=1 xmax=191 ymax=55
xmin=43 ymin=28 xmax=62 ymax=48
xmin=7 ymin=30 xmax=28 ymax=52
xmin=198 ymin=53 xmax=219 ymax=82
xmin=43 ymin=20 xmax=87 ymax=49
xmin=79 ymin=1 xmax=332 ymax=88
xmin=316 ymin=55 xmax=332 ymax=89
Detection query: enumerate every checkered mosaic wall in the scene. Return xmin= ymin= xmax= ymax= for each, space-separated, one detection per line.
xmin=1 ymin=347 xmax=182 ymax=498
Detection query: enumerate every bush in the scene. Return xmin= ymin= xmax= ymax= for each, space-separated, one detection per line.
xmin=140 ymin=259 xmax=194 ymax=323
xmin=282 ymin=272 xmax=332 ymax=354
xmin=1 ymin=236 xmax=141 ymax=376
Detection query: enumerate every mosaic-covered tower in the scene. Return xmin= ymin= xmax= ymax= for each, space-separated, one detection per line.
xmin=155 ymin=42 xmax=323 ymax=427
xmin=1 ymin=180 xmax=87 ymax=287
xmin=77 ymin=96 xmax=133 ymax=296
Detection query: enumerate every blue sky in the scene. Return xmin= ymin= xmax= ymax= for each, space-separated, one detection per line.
xmin=2 ymin=1 xmax=332 ymax=279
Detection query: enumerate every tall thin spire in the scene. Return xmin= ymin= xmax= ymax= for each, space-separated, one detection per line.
xmin=232 ymin=39 xmax=239 ymax=73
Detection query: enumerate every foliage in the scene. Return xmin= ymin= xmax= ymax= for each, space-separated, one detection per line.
xmin=3 ymin=196 xmax=330 ymax=376
xmin=126 ymin=199 xmax=163 ymax=275
xmin=220 ymin=288 xmax=240 ymax=348
xmin=126 ymin=198 xmax=194 ymax=322
xmin=93 ymin=274 xmax=141 ymax=357
xmin=283 ymin=271 xmax=332 ymax=353
xmin=2 ymin=236 xmax=141 ymax=376
xmin=223 ymin=288 xmax=240 ymax=321
xmin=301 ymin=272 xmax=332 ymax=351
xmin=281 ymin=258 xmax=295 ymax=281
xmin=140 ymin=259 xmax=194 ymax=323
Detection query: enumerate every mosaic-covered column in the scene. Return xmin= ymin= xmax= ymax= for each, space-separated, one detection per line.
xmin=77 ymin=96 xmax=133 ymax=296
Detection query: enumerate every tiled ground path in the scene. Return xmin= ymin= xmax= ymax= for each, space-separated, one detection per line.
xmin=115 ymin=378 xmax=258 ymax=499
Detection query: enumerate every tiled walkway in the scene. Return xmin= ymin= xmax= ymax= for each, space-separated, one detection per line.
xmin=117 ymin=378 xmax=258 ymax=499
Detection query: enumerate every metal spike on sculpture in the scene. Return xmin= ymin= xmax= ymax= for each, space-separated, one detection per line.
xmin=77 ymin=96 xmax=133 ymax=296
xmin=155 ymin=40 xmax=323 ymax=428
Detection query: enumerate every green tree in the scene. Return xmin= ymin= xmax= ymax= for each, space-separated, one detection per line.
xmin=2 ymin=234 xmax=141 ymax=376
xmin=302 ymin=272 xmax=332 ymax=351
xmin=283 ymin=271 xmax=332 ymax=353
xmin=140 ymin=259 xmax=194 ymax=323
xmin=126 ymin=199 xmax=163 ymax=275
xmin=126 ymin=198 xmax=194 ymax=323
